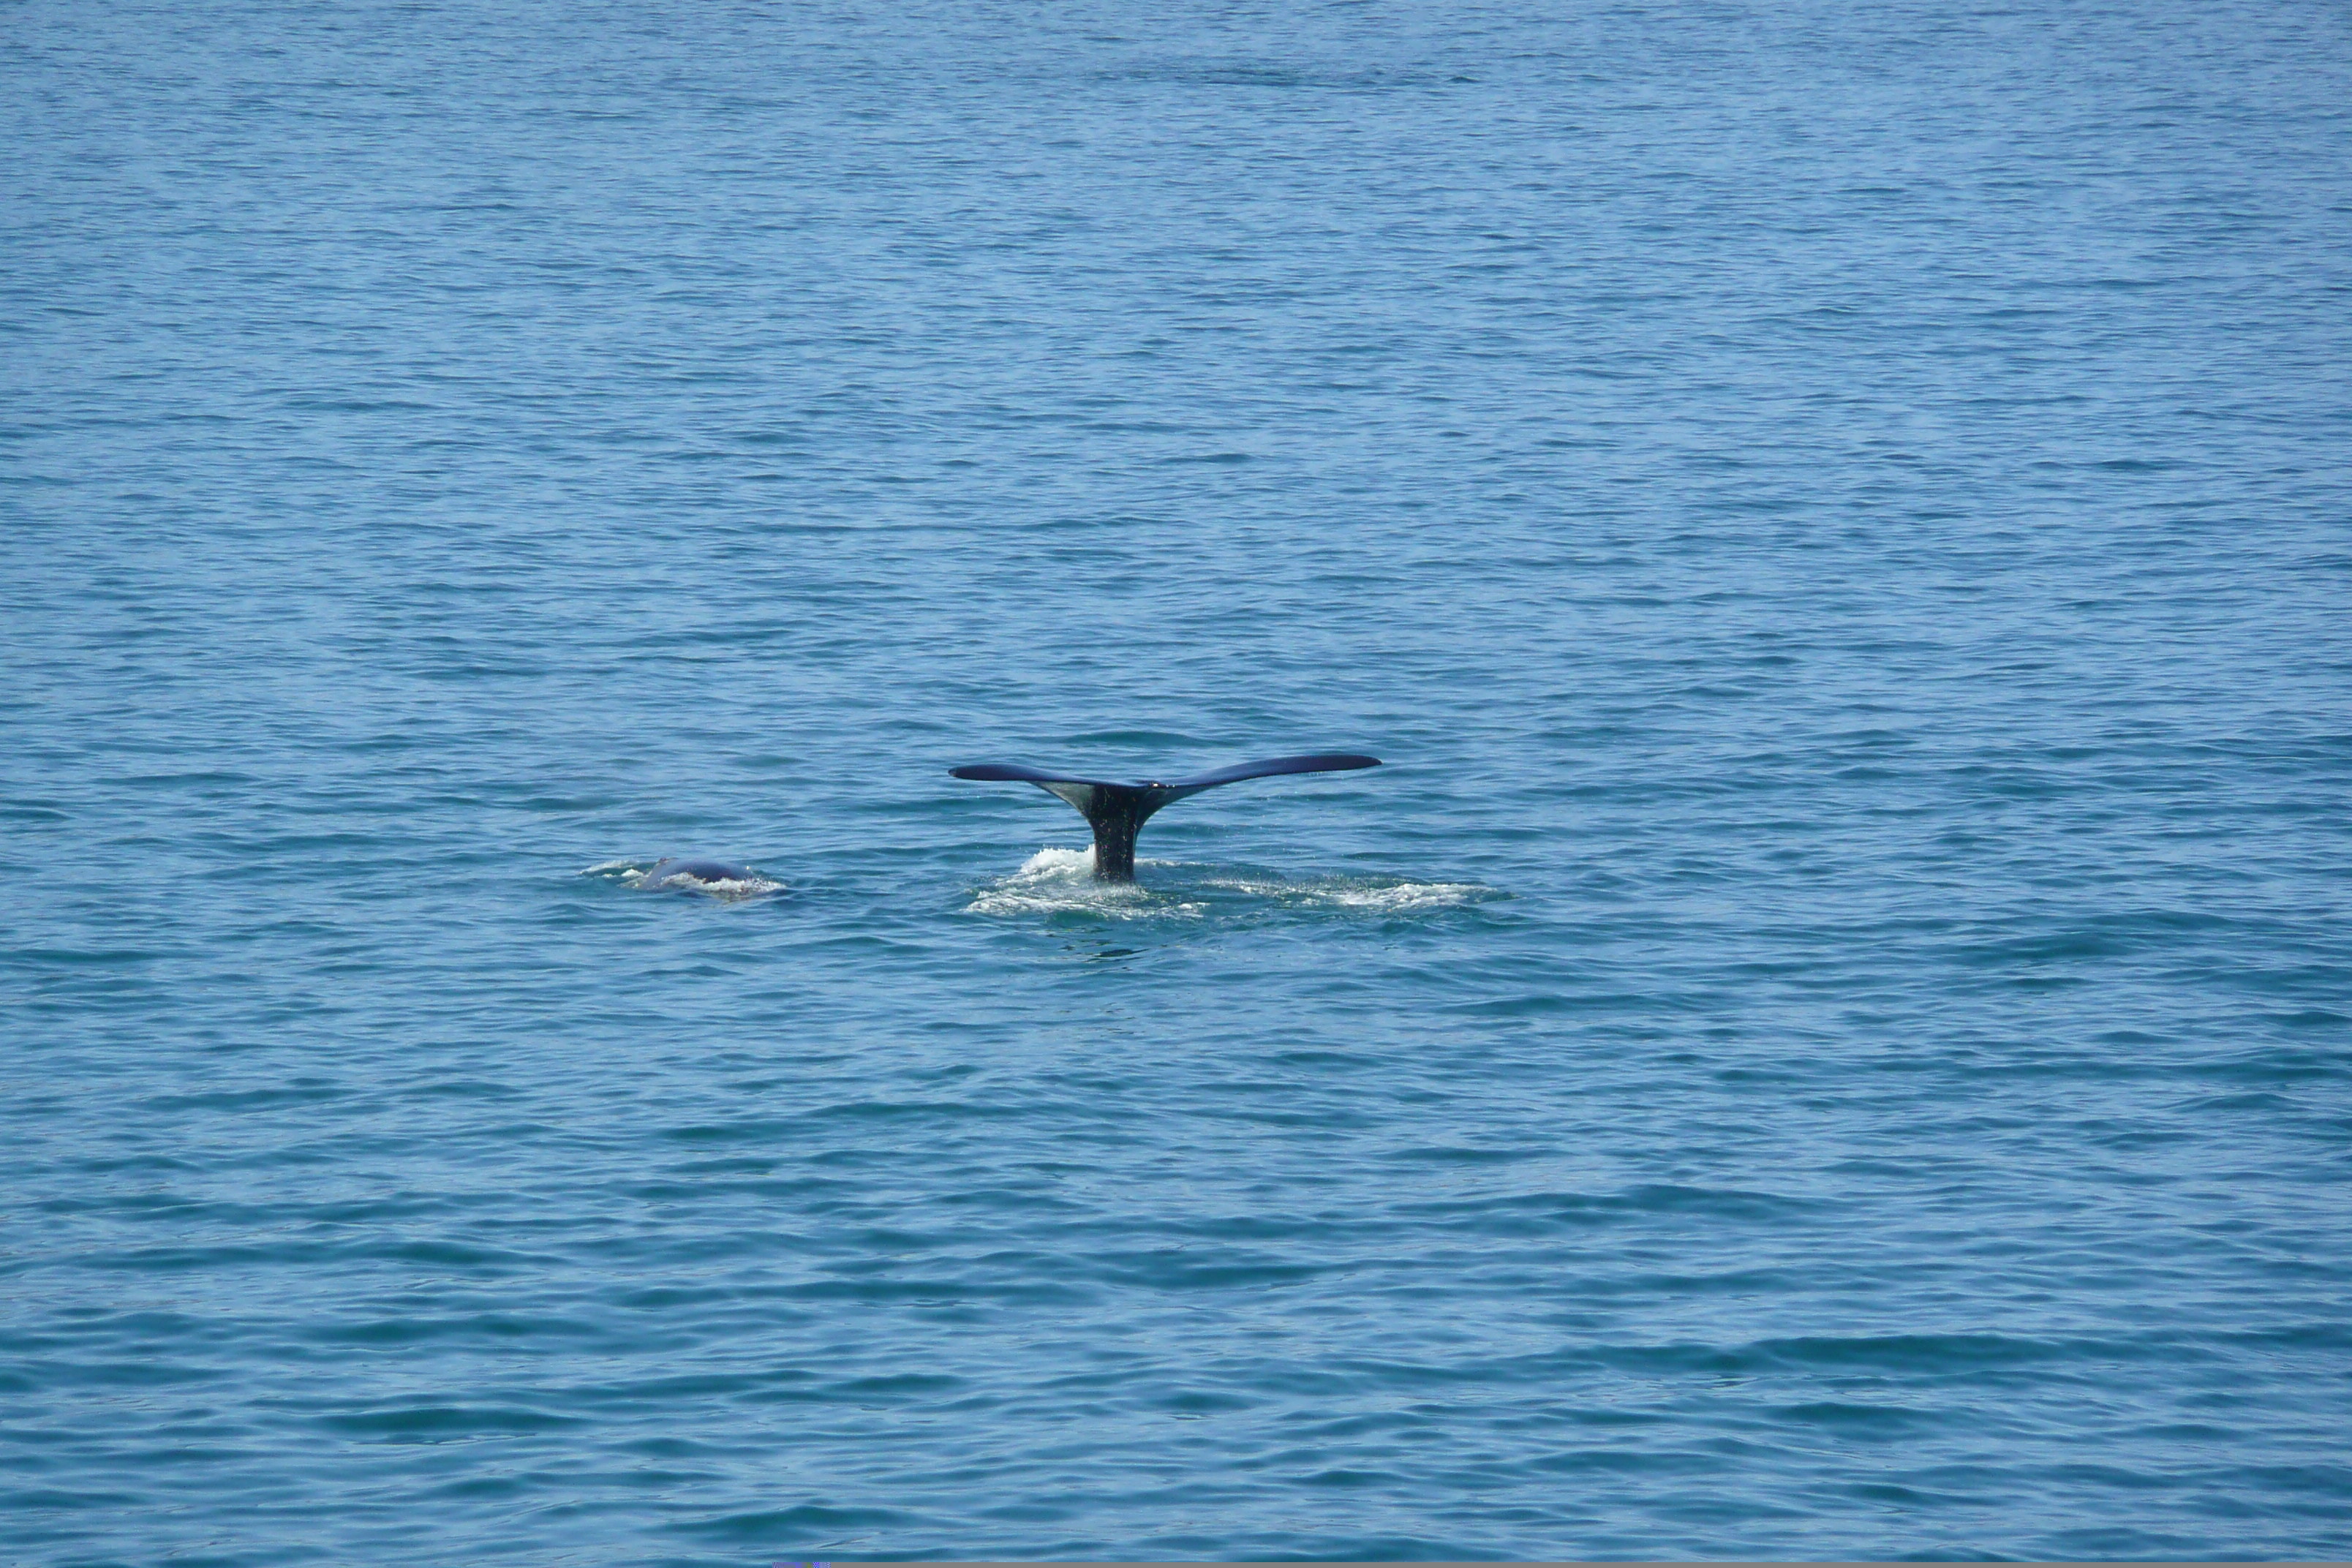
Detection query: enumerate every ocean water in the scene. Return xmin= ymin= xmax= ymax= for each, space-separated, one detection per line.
xmin=4 ymin=0 xmax=2350 ymax=1560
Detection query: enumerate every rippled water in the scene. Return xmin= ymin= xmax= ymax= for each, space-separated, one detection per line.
xmin=7 ymin=0 xmax=2351 ymax=1560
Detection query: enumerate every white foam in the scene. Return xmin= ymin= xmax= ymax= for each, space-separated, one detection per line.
xmin=1019 ymin=845 xmax=1097 ymax=878
xmin=1203 ymin=873 xmax=1496 ymax=912
xmin=965 ymin=849 xmax=1491 ymax=919
xmin=1316 ymin=881 xmax=1489 ymax=911
xmin=966 ymin=845 xmax=1203 ymax=919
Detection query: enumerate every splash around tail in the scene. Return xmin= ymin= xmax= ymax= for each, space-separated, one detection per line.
xmin=949 ymin=753 xmax=1381 ymax=881
xmin=965 ymin=845 xmax=1191 ymax=917
xmin=963 ymin=848 xmax=1500 ymax=920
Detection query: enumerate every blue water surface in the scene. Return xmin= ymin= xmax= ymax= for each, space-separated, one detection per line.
xmin=5 ymin=0 xmax=2351 ymax=1561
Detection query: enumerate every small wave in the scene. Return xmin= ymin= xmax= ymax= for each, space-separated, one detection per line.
xmin=1203 ymin=873 xmax=1501 ymax=912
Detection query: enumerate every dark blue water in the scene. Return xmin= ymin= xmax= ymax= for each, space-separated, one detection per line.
xmin=6 ymin=0 xmax=2351 ymax=1560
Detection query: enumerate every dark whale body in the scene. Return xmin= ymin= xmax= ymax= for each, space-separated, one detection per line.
xmin=641 ymin=857 xmax=756 ymax=889
xmin=949 ymin=753 xmax=1381 ymax=882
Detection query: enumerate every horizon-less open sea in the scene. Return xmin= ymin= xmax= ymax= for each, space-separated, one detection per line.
xmin=6 ymin=0 xmax=2351 ymax=1561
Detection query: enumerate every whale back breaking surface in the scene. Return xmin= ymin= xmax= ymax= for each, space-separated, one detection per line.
xmin=641 ymin=857 xmax=754 ymax=888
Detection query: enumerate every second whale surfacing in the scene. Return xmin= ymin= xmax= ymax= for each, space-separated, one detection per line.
xmin=638 ymin=858 xmax=761 ymax=890
xmin=949 ymin=753 xmax=1382 ymax=882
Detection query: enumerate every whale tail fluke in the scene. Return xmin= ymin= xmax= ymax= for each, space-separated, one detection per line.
xmin=949 ymin=753 xmax=1381 ymax=882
